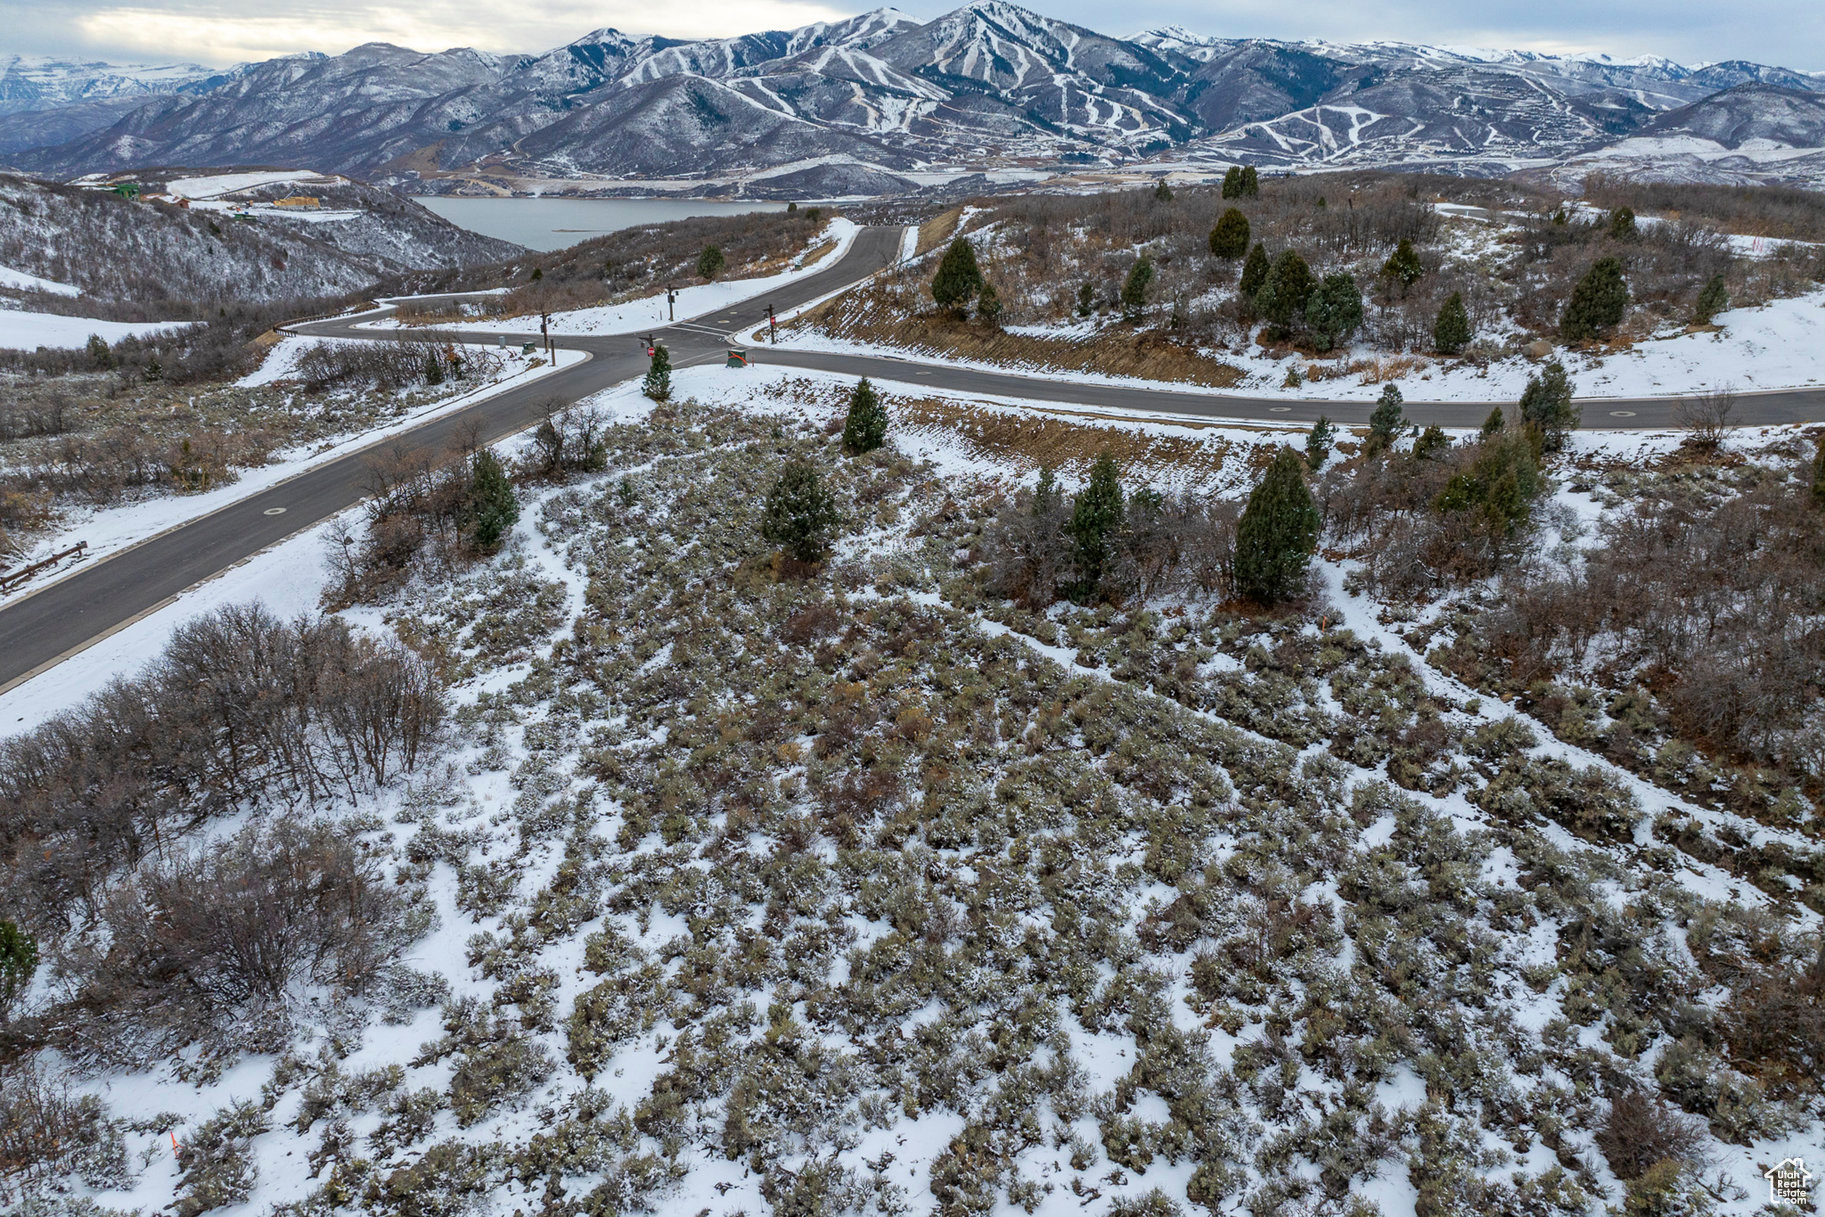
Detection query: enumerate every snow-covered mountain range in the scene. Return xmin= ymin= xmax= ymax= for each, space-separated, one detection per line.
xmin=5 ymin=3 xmax=1824 ymax=193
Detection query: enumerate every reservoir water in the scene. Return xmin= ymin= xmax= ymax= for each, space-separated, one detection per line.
xmin=413 ymin=196 xmax=790 ymax=252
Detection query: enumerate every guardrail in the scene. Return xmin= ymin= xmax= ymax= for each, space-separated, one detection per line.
xmin=0 ymin=541 xmax=87 ymax=593
xmin=273 ymin=301 xmax=381 ymax=335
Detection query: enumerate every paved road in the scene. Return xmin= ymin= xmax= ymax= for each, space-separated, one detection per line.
xmin=0 ymin=227 xmax=907 ymax=692
xmin=3 ymin=221 xmax=1821 ymax=691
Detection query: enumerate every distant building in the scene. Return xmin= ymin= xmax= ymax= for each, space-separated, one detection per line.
xmin=273 ymin=196 xmax=322 ymax=210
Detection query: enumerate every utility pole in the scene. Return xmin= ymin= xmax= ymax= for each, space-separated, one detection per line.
xmin=768 ymin=303 xmax=776 ymax=345
xmin=667 ymin=285 xmax=676 ymax=322
xmin=540 ymin=311 xmax=552 ymax=362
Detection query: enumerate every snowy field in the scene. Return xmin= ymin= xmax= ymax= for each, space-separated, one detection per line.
xmin=361 ymin=219 xmax=861 ymax=339
xmin=5 ymin=359 xmax=1819 ymax=1217
xmin=774 ymin=286 xmax=1825 ymax=405
xmin=0 ymin=264 xmax=80 ymax=297
xmin=0 ymin=308 xmax=185 ymax=349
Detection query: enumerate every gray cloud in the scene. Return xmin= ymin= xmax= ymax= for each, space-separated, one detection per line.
xmin=7 ymin=0 xmax=1823 ymax=70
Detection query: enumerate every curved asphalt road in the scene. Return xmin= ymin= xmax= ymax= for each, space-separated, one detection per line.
xmin=3 ymin=222 xmax=1821 ymax=691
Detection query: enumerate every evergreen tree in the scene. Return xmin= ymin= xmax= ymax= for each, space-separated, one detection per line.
xmin=1519 ymin=359 xmax=1578 ymax=451
xmin=931 ymin=237 xmax=985 ymax=312
xmin=1433 ymin=291 xmax=1473 ymax=354
xmin=1067 ymin=453 xmax=1124 ymax=598
xmin=842 ymin=377 xmax=888 ymax=454
xmin=1813 ymin=437 xmax=1825 ymax=509
xmin=1221 ymin=166 xmax=1244 ymax=199
xmin=761 ymin=460 xmax=841 ymax=564
xmin=1560 ymin=257 xmax=1629 ymax=342
xmin=696 ymin=244 xmax=726 ymax=280
xmin=1209 ymin=208 xmax=1250 ymax=259
xmin=1255 ymin=249 xmax=1315 ymax=331
xmin=1481 ymin=406 xmax=1505 ymax=437
xmin=1240 ymin=166 xmax=1260 ymax=197
xmin=1435 ymin=432 xmax=1542 ymax=543
xmin=1153 ymin=178 xmax=1175 ymax=202
xmin=977 ymin=279 xmax=1003 ymax=326
xmin=0 ymin=918 xmax=34 ymax=1018
xmin=1076 ymin=282 xmax=1095 ymax=317
xmin=1368 ymin=384 xmax=1405 ymax=450
xmin=1382 ymin=238 xmax=1423 ymax=290
xmin=86 ymin=333 xmax=114 ymax=370
xmin=1305 ymin=416 xmax=1336 ymax=469
xmin=462 ymin=450 xmax=519 ymax=551
xmin=1034 ymin=465 xmax=1063 ymax=517
xmin=1234 ymin=448 xmax=1318 ymax=605
xmin=1693 ymin=274 xmax=1729 ymax=325
xmin=1607 ymin=206 xmax=1638 ymax=241
xmin=1121 ymin=255 xmax=1155 ymax=322
xmin=643 ymin=342 xmax=672 ymax=401
xmin=1237 ymin=243 xmax=1271 ymax=304
xmin=425 ymin=353 xmax=444 ymax=385
xmin=1414 ymin=425 xmax=1449 ymax=460
xmin=1304 ymin=271 xmax=1364 ymax=352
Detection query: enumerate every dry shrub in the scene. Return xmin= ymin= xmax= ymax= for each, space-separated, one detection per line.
xmin=803 ymin=271 xmax=1246 ymax=389
xmin=61 ymin=819 xmax=418 ymax=1061
xmin=0 ymin=1062 xmax=128 ymax=1202
xmin=894 ymin=396 xmax=1237 ymax=486
xmin=1595 ymin=1088 xmax=1711 ymax=1182
xmin=0 ymin=604 xmax=442 ymax=925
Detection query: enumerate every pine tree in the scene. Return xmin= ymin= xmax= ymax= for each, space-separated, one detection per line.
xmin=1693 ymin=274 xmax=1729 ymax=325
xmin=1433 ymin=291 xmax=1473 ymax=355
xmin=1221 ymin=166 xmax=1244 ymax=199
xmin=761 ymin=460 xmax=841 ymax=564
xmin=86 ymin=333 xmax=114 ymax=370
xmin=1608 ymin=206 xmax=1638 ymax=241
xmin=1256 ymin=250 xmax=1315 ymax=331
xmin=1560 ymin=257 xmax=1629 ymax=342
xmin=1481 ymin=405 xmax=1504 ymax=437
xmin=842 ymin=377 xmax=888 ymax=453
xmin=1209 ymin=208 xmax=1250 ymax=259
xmin=1382 ymin=238 xmax=1423 ymax=290
xmin=1238 ymin=243 xmax=1270 ymax=299
xmin=1368 ymin=384 xmax=1405 ymax=450
xmin=1067 ymin=453 xmax=1124 ymax=598
xmin=697 ymin=244 xmax=726 ymax=280
xmin=1519 ymin=358 xmax=1579 ymax=451
xmin=1234 ymin=448 xmax=1318 ymax=606
xmin=977 ymin=279 xmax=1003 ymax=326
xmin=462 ymin=450 xmax=519 ymax=552
xmin=0 ymin=918 xmax=36 ymax=1018
xmin=1305 ymin=416 xmax=1336 ymax=469
xmin=1121 ymin=255 xmax=1155 ymax=322
xmin=643 ymin=343 xmax=672 ymax=401
xmin=1153 ymin=179 xmax=1174 ymax=202
xmin=1304 ymin=271 xmax=1364 ymax=352
xmin=931 ymin=237 xmax=985 ymax=312
xmin=1240 ymin=166 xmax=1260 ymax=197
xmin=1414 ymin=425 xmax=1449 ymax=460
xmin=1076 ymin=282 xmax=1095 ymax=317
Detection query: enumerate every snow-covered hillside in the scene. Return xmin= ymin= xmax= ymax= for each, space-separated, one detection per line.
xmin=0 ymin=171 xmax=522 ymax=315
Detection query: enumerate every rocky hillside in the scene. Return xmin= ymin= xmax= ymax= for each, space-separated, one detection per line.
xmin=0 ymin=170 xmax=521 ymax=314
xmin=4 ymin=3 xmax=1824 ymax=194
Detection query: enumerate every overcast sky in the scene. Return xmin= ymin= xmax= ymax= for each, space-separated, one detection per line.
xmin=10 ymin=0 xmax=1823 ymax=72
